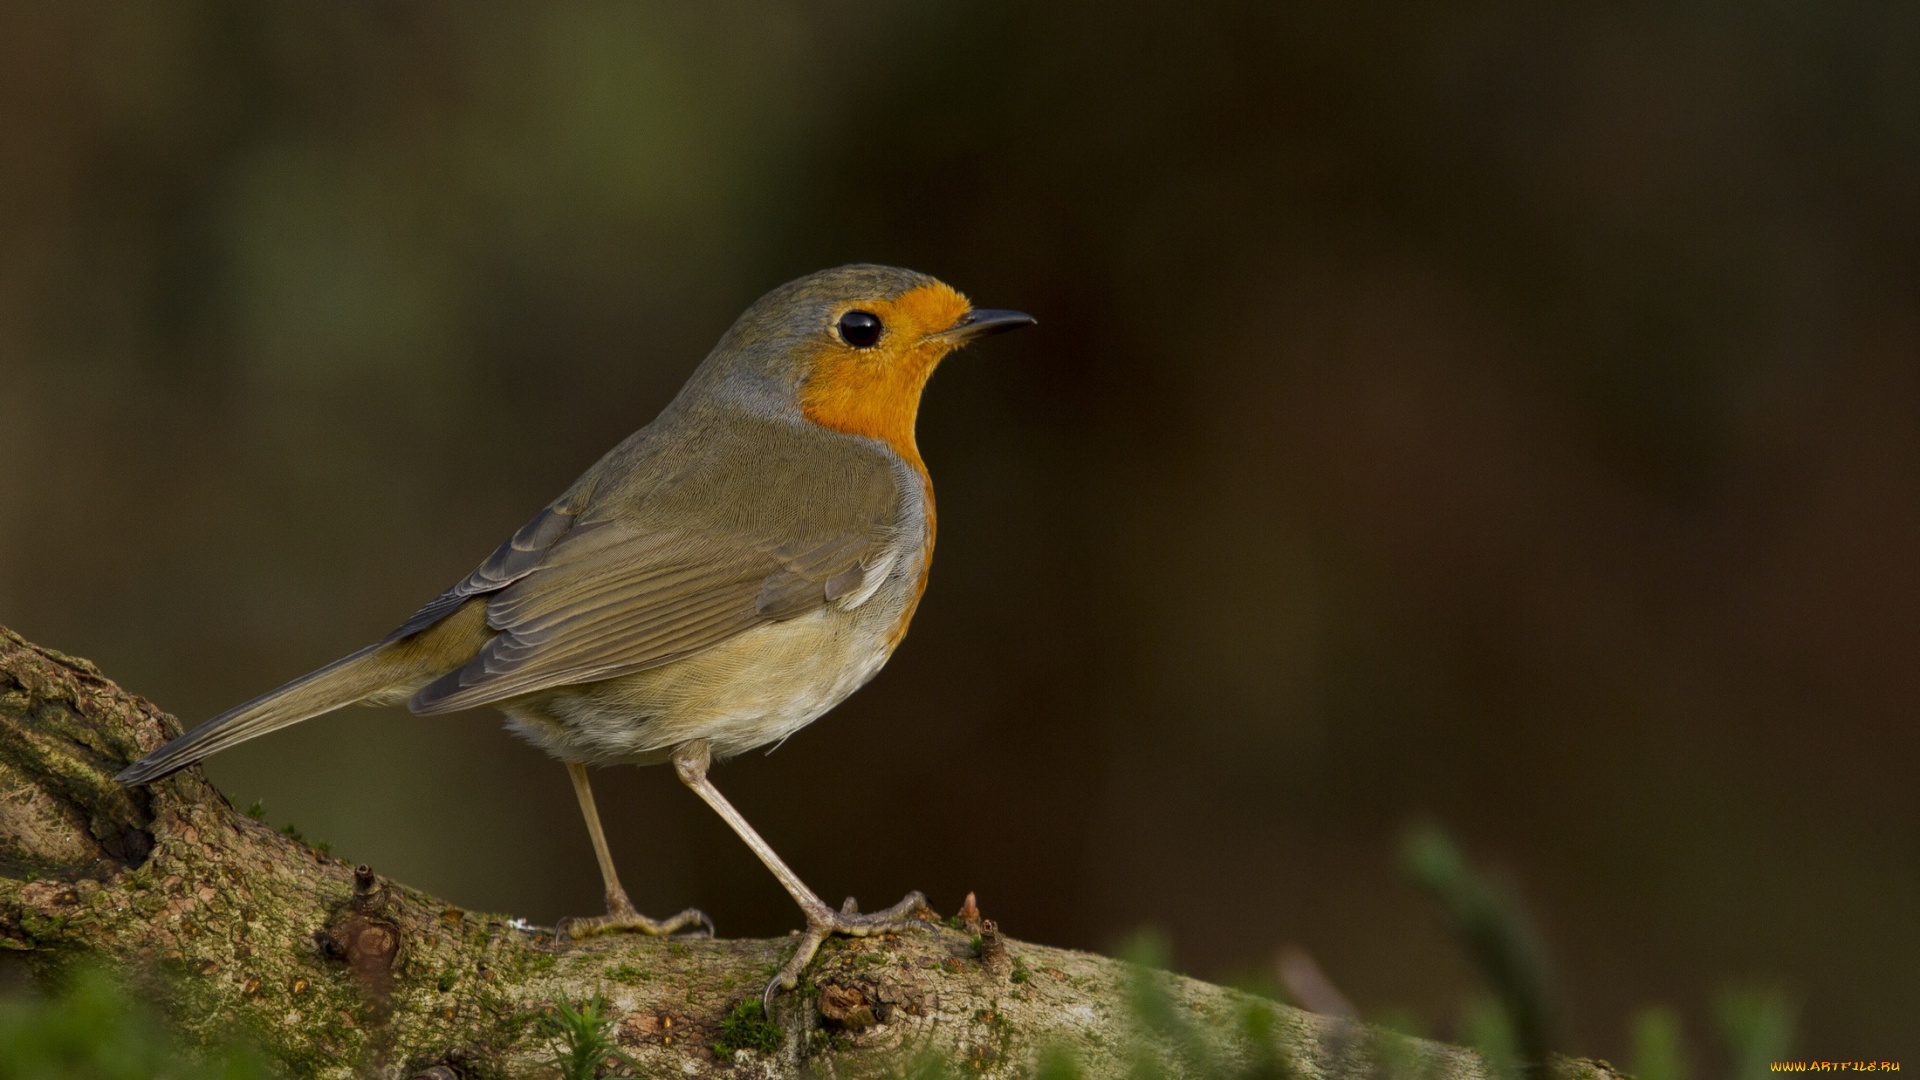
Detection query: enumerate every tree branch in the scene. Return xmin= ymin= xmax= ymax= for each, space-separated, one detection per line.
xmin=0 ymin=627 xmax=1614 ymax=1080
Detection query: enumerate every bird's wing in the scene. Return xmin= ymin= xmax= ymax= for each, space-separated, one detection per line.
xmin=384 ymin=500 xmax=590 ymax=642
xmin=404 ymin=442 xmax=908 ymax=715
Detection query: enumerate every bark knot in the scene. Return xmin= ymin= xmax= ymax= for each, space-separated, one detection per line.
xmin=322 ymin=864 xmax=403 ymax=1013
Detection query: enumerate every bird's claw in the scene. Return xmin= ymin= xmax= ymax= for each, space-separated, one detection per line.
xmin=557 ymin=904 xmax=714 ymax=943
xmin=762 ymin=890 xmax=931 ymax=1014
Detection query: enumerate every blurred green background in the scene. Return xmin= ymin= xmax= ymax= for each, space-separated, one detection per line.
xmin=2 ymin=0 xmax=1915 ymax=1063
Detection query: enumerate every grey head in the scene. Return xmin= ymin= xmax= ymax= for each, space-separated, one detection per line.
xmin=670 ymin=264 xmax=948 ymax=417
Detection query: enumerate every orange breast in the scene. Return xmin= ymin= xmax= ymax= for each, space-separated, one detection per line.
xmin=800 ymin=282 xmax=969 ymax=649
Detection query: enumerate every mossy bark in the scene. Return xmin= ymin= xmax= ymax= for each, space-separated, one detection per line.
xmin=0 ymin=626 xmax=1619 ymax=1080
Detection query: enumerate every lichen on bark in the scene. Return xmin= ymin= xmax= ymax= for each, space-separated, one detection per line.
xmin=0 ymin=627 xmax=1615 ymax=1080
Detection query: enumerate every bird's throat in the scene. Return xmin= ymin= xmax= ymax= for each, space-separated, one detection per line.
xmin=798 ymin=282 xmax=971 ymax=476
xmin=800 ymin=355 xmax=936 ymax=474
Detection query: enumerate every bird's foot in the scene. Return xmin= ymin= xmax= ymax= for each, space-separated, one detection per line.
xmin=763 ymin=891 xmax=932 ymax=1012
xmin=558 ymin=893 xmax=714 ymax=942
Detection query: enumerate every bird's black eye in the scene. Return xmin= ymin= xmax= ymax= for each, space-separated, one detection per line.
xmin=837 ymin=310 xmax=883 ymax=348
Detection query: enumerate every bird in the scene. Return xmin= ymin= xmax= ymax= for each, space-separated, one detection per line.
xmin=115 ymin=264 xmax=1035 ymax=1003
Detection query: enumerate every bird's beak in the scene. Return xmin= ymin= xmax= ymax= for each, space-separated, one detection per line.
xmin=931 ymin=308 xmax=1037 ymax=344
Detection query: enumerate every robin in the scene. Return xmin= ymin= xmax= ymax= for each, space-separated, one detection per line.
xmin=116 ymin=264 xmax=1035 ymax=1002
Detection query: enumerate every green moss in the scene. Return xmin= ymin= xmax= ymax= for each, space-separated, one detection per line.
xmin=607 ymin=963 xmax=652 ymax=985
xmin=713 ymin=999 xmax=781 ymax=1062
xmin=536 ymin=995 xmax=632 ymax=1080
xmin=272 ymin=822 xmax=331 ymax=855
xmin=16 ymin=910 xmax=68 ymax=943
xmin=0 ymin=962 xmax=277 ymax=1080
xmin=1036 ymin=1045 xmax=1085 ymax=1080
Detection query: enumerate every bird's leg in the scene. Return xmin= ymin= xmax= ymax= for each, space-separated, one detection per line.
xmin=670 ymin=740 xmax=929 ymax=1011
xmin=557 ymin=761 xmax=713 ymax=941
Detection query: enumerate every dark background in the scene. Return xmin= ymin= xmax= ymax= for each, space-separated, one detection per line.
xmin=3 ymin=1 xmax=1915 ymax=1063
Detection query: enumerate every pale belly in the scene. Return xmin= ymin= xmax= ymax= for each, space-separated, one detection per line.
xmin=497 ymin=605 xmax=898 ymax=766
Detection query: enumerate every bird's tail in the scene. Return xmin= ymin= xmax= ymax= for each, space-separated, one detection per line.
xmin=115 ymin=643 xmax=401 ymax=786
